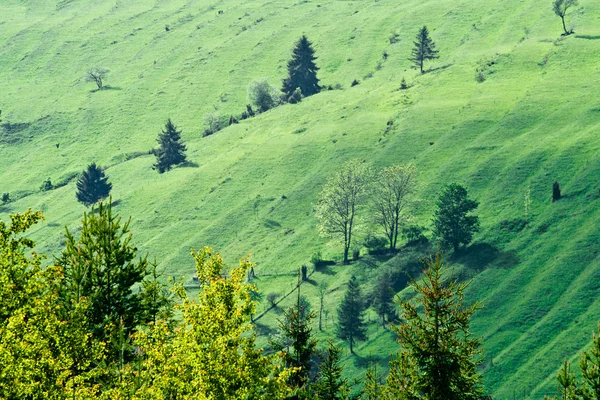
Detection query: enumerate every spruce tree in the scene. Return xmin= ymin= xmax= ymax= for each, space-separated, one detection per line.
xmin=58 ymin=199 xmax=149 ymax=361
xmin=313 ymin=340 xmax=350 ymax=400
xmin=153 ymin=119 xmax=187 ymax=173
xmin=337 ymin=275 xmax=367 ymax=354
xmin=386 ymin=255 xmax=485 ymax=400
xmin=409 ymin=26 xmax=439 ymax=74
xmin=372 ymin=270 xmax=396 ymax=328
xmin=273 ymin=277 xmax=317 ymax=390
xmin=76 ymin=163 xmax=112 ymax=206
xmin=282 ymin=35 xmax=321 ymax=99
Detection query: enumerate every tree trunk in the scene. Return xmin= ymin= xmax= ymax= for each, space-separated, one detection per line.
xmin=343 ymin=246 xmax=349 ymax=265
xmin=561 ymin=16 xmax=568 ymax=35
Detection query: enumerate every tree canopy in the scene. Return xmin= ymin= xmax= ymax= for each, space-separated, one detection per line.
xmin=282 ymin=35 xmax=321 ymax=99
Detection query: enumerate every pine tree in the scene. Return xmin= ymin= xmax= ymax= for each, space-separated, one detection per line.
xmin=58 ymin=199 xmax=149 ymax=361
xmin=372 ymin=270 xmax=396 ymax=328
xmin=337 ymin=275 xmax=367 ymax=354
xmin=153 ymin=119 xmax=187 ymax=173
xmin=273 ymin=275 xmax=317 ymax=390
xmin=432 ymin=183 xmax=480 ymax=253
xmin=386 ymin=255 xmax=485 ymax=400
xmin=76 ymin=163 xmax=112 ymax=206
xmin=282 ymin=35 xmax=321 ymax=99
xmin=409 ymin=26 xmax=439 ymax=74
xmin=313 ymin=341 xmax=350 ymax=400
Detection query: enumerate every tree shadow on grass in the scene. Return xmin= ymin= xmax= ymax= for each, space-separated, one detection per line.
xmin=427 ymin=63 xmax=453 ymax=73
xmin=253 ymin=321 xmax=278 ymax=337
xmin=0 ymin=205 xmax=11 ymax=213
xmin=576 ymin=35 xmax=600 ymax=40
xmin=302 ymin=277 xmax=318 ymax=286
xmin=177 ymin=161 xmax=199 ymax=168
xmin=455 ymin=242 xmax=519 ymax=271
xmin=352 ymin=353 xmax=383 ymax=368
xmin=90 ymin=85 xmax=122 ymax=93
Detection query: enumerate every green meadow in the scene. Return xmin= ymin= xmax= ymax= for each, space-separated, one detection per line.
xmin=1 ymin=0 xmax=599 ymax=397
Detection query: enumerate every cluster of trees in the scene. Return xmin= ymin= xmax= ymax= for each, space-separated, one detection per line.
xmin=315 ymin=160 xmax=480 ymax=264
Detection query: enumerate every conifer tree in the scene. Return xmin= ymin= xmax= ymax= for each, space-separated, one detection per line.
xmin=313 ymin=340 xmax=350 ymax=400
xmin=273 ymin=275 xmax=317 ymax=391
xmin=76 ymin=163 xmax=112 ymax=206
xmin=153 ymin=119 xmax=187 ymax=173
xmin=386 ymin=255 xmax=485 ymax=400
xmin=282 ymin=35 xmax=321 ymax=99
xmin=372 ymin=270 xmax=396 ymax=328
xmin=432 ymin=183 xmax=479 ymax=253
xmin=337 ymin=275 xmax=367 ymax=354
xmin=409 ymin=26 xmax=439 ymax=74
xmin=58 ymin=199 xmax=149 ymax=361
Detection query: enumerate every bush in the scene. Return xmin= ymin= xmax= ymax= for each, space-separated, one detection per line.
xmin=475 ymin=70 xmax=486 ymax=83
xmin=247 ymin=78 xmax=281 ymax=112
xmin=267 ymin=292 xmax=281 ymax=307
xmin=288 ymin=88 xmax=302 ymax=104
xmin=351 ymin=79 xmax=360 ymax=87
xmin=402 ymin=225 xmax=428 ymax=246
xmin=352 ymin=248 xmax=360 ymax=261
xmin=311 ymin=251 xmax=325 ymax=269
xmin=204 ymin=112 xmax=222 ymax=137
xmin=363 ymin=234 xmax=388 ymax=254
xmin=400 ymin=78 xmax=409 ymax=90
xmin=40 ymin=178 xmax=53 ymax=192
xmin=1 ymin=192 xmax=9 ymax=204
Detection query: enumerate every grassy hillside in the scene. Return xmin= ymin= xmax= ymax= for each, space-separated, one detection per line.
xmin=1 ymin=0 xmax=599 ymax=397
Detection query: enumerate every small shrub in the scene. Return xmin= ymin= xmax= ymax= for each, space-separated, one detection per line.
xmin=351 ymin=79 xmax=360 ymax=87
xmin=475 ymin=70 xmax=486 ymax=83
xmin=288 ymin=87 xmax=303 ymax=104
xmin=402 ymin=225 xmax=428 ymax=246
xmin=389 ymin=31 xmax=400 ymax=44
xmin=204 ymin=112 xmax=222 ymax=136
xmin=363 ymin=234 xmax=388 ymax=255
xmin=40 ymin=178 xmax=53 ymax=192
xmin=1 ymin=192 xmax=9 ymax=204
xmin=228 ymin=115 xmax=239 ymax=126
xmin=267 ymin=292 xmax=281 ymax=307
xmin=311 ymin=251 xmax=325 ymax=269
xmin=382 ymin=51 xmax=388 ymax=60
xmin=364 ymin=71 xmax=374 ymax=80
xmin=400 ymin=78 xmax=409 ymax=90
xmin=352 ymin=248 xmax=360 ymax=261
xmin=301 ymin=264 xmax=308 ymax=281
xmin=247 ymin=77 xmax=281 ymax=112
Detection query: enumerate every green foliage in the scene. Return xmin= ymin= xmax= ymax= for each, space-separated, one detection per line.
xmin=409 ymin=26 xmax=439 ymax=74
xmin=364 ymin=362 xmax=384 ymax=400
xmin=204 ymin=112 xmax=223 ymax=136
xmin=363 ymin=234 xmax=389 ymax=255
xmin=372 ymin=269 xmax=396 ymax=328
xmin=273 ymin=285 xmax=318 ymax=390
xmin=282 ymin=35 xmax=321 ymax=98
xmin=552 ymin=0 xmax=579 ymax=35
xmin=40 ymin=177 xmax=53 ymax=191
xmin=138 ymin=262 xmax=174 ymax=325
xmin=372 ymin=164 xmax=417 ymax=251
xmin=289 ymin=87 xmax=303 ymax=104
xmin=152 ymin=119 xmax=187 ymax=173
xmin=386 ymin=255 xmax=484 ymax=400
xmin=109 ymin=247 xmax=291 ymax=399
xmin=247 ymin=77 xmax=281 ymax=112
xmin=402 ymin=224 xmax=428 ymax=246
xmin=432 ymin=184 xmax=479 ymax=253
xmin=57 ymin=199 xmax=148 ymax=361
xmin=1 ymin=192 xmax=9 ymax=204
xmin=337 ymin=275 xmax=367 ymax=353
xmin=85 ymin=67 xmax=109 ymax=90
xmin=313 ymin=340 xmax=351 ymax=400
xmin=75 ymin=163 xmax=112 ymax=206
xmin=315 ymin=160 xmax=372 ymax=264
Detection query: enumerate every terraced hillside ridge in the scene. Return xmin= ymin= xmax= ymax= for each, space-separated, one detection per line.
xmin=1 ymin=0 xmax=599 ymax=397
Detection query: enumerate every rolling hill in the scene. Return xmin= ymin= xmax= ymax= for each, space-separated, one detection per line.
xmin=1 ymin=0 xmax=599 ymax=397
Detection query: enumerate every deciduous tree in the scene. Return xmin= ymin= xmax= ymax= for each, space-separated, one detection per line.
xmin=553 ymin=0 xmax=579 ymax=36
xmin=86 ymin=67 xmax=109 ymax=90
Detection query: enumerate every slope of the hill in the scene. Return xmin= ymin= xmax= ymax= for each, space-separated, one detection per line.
xmin=1 ymin=0 xmax=599 ymax=397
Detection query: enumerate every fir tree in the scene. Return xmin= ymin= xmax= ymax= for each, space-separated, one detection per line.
xmin=409 ymin=26 xmax=439 ymax=74
xmin=372 ymin=270 xmax=396 ymax=328
xmin=432 ymin=183 xmax=479 ymax=253
xmin=386 ymin=255 xmax=485 ymax=400
xmin=282 ymin=35 xmax=321 ymax=99
xmin=57 ymin=199 xmax=149 ymax=361
xmin=273 ymin=275 xmax=317 ymax=390
xmin=337 ymin=275 xmax=367 ymax=354
xmin=76 ymin=163 xmax=112 ymax=206
xmin=153 ymin=119 xmax=187 ymax=173
xmin=313 ymin=340 xmax=350 ymax=400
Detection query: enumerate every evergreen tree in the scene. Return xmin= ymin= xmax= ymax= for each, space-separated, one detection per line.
xmin=273 ymin=276 xmax=317 ymax=391
xmin=76 ymin=163 xmax=112 ymax=206
xmin=282 ymin=35 xmax=321 ymax=99
xmin=386 ymin=255 xmax=485 ymax=400
xmin=153 ymin=119 xmax=187 ymax=173
xmin=139 ymin=262 xmax=174 ymax=325
xmin=409 ymin=26 xmax=439 ymax=74
xmin=372 ymin=270 xmax=396 ymax=328
xmin=57 ymin=199 xmax=149 ymax=361
xmin=364 ymin=362 xmax=384 ymax=400
xmin=337 ymin=275 xmax=367 ymax=354
xmin=313 ymin=341 xmax=350 ymax=400
xmin=432 ymin=183 xmax=479 ymax=253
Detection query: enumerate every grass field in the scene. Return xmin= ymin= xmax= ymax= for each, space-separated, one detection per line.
xmin=1 ymin=0 xmax=600 ymax=397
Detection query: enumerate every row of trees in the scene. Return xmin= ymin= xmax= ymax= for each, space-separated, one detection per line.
xmin=315 ymin=160 xmax=480 ymax=264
